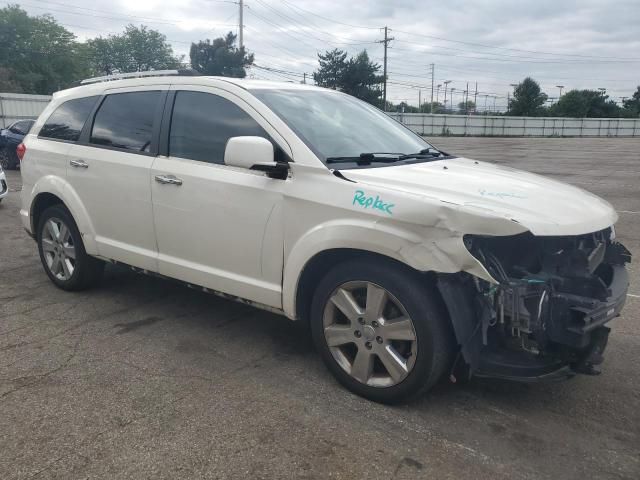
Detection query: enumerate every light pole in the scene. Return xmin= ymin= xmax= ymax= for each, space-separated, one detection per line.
xmin=556 ymin=85 xmax=564 ymax=98
xmin=598 ymin=87 xmax=606 ymax=96
xmin=443 ymin=80 xmax=452 ymax=112
xmin=450 ymin=88 xmax=456 ymax=113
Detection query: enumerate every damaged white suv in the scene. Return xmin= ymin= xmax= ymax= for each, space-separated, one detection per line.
xmin=20 ymin=72 xmax=631 ymax=403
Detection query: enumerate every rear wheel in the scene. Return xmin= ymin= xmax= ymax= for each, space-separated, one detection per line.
xmin=37 ymin=205 xmax=104 ymax=290
xmin=310 ymin=258 xmax=453 ymax=404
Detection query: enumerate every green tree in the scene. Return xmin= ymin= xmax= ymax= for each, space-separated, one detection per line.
xmin=0 ymin=5 xmax=89 ymax=94
xmin=313 ymin=49 xmax=383 ymax=106
xmin=341 ymin=51 xmax=383 ymax=106
xmin=508 ymin=77 xmax=548 ymax=116
xmin=0 ymin=67 xmax=22 ymax=92
xmin=87 ymin=25 xmax=182 ymax=76
xmin=622 ymin=86 xmax=640 ymax=117
xmin=549 ymin=89 xmax=621 ymax=117
xmin=190 ymin=32 xmax=253 ymax=78
xmin=458 ymin=100 xmax=476 ymax=114
xmin=313 ymin=49 xmax=348 ymax=90
xmin=420 ymin=102 xmax=444 ymax=113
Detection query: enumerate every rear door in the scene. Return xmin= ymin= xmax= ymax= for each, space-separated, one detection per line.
xmin=67 ymin=86 xmax=167 ymax=271
xmin=150 ymin=86 xmax=290 ymax=308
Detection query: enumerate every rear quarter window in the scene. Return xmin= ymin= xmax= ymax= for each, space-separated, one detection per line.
xmin=39 ymin=96 xmax=99 ymax=142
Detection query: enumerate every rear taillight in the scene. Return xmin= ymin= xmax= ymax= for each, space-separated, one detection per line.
xmin=16 ymin=143 xmax=26 ymax=161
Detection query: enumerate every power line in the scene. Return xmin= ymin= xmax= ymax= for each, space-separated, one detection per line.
xmin=277 ymin=0 xmax=380 ymax=30
xmin=251 ymin=0 xmax=378 ymax=48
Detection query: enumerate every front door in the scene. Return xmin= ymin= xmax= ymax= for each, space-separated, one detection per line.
xmin=150 ymin=88 xmax=288 ymax=308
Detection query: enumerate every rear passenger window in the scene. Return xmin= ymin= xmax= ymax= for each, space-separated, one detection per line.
xmin=40 ymin=96 xmax=98 ymax=142
xmin=169 ymin=91 xmax=267 ymax=164
xmin=90 ymin=91 xmax=160 ymax=152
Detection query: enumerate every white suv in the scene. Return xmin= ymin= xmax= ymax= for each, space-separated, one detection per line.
xmin=20 ymin=72 xmax=631 ymax=403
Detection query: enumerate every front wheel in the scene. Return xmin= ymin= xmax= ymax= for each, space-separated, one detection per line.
xmin=310 ymin=258 xmax=453 ymax=404
xmin=37 ymin=205 xmax=104 ymax=290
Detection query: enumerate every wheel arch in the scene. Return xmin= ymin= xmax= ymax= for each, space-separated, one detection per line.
xmin=292 ymin=248 xmax=447 ymax=326
xmin=282 ymin=219 xmax=494 ymax=320
xmin=28 ymin=177 xmax=98 ymax=254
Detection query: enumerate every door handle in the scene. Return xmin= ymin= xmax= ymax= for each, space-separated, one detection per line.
xmin=155 ymin=174 xmax=183 ymax=186
xmin=70 ymin=159 xmax=88 ymax=168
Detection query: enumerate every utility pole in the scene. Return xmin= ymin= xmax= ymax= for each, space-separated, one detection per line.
xmin=418 ymin=90 xmax=422 ymax=112
xmin=493 ymin=95 xmax=497 ymax=112
xmin=303 ymin=72 xmax=307 ymax=84
xmin=465 ymin=82 xmax=469 ymax=114
xmin=377 ymin=27 xmax=394 ymax=111
xmin=443 ymin=80 xmax=451 ymax=112
xmin=473 ymin=82 xmax=478 ymax=114
xmin=436 ymin=84 xmax=442 ymax=105
xmin=430 ymin=63 xmax=435 ymax=113
xmin=508 ymin=83 xmax=518 ymax=113
xmin=239 ymin=0 xmax=244 ymax=49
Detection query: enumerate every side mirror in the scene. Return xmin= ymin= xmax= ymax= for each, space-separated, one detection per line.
xmin=224 ymin=136 xmax=288 ymax=180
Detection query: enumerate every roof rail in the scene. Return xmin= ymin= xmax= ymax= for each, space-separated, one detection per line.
xmin=80 ymin=70 xmax=181 ymax=85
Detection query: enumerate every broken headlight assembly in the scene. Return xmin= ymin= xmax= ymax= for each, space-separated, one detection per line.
xmin=438 ymin=229 xmax=631 ymax=382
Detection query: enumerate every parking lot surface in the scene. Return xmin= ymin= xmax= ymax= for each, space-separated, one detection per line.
xmin=1 ymin=137 xmax=638 ymax=479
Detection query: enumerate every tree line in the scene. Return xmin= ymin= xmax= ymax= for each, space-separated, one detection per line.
xmin=0 ymin=6 xmax=252 ymax=94
xmin=1 ymin=5 xmax=638 ymax=118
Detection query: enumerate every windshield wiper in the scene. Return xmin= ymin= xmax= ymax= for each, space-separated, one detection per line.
xmin=398 ymin=148 xmax=446 ymax=160
xmin=326 ymin=152 xmax=404 ymax=165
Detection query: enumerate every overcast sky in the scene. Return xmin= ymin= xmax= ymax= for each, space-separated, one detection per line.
xmin=15 ymin=0 xmax=640 ymax=110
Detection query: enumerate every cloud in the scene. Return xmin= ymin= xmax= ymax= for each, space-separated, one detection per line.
xmin=18 ymin=0 xmax=640 ymax=108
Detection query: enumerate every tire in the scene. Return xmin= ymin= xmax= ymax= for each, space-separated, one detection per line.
xmin=310 ymin=257 xmax=453 ymax=404
xmin=0 ymin=148 xmax=13 ymax=170
xmin=37 ymin=205 xmax=104 ymax=291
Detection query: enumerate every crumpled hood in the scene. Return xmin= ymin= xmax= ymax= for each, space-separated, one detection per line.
xmin=342 ymin=157 xmax=617 ymax=236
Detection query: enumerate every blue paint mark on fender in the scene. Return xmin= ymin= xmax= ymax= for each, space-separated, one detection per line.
xmin=353 ymin=190 xmax=394 ymax=215
xmin=479 ymin=189 xmax=527 ymax=200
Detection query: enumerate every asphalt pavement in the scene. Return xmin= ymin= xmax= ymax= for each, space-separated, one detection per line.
xmin=1 ymin=137 xmax=638 ymax=479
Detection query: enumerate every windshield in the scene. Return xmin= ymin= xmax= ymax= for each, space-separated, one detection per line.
xmin=250 ymin=88 xmax=438 ymax=168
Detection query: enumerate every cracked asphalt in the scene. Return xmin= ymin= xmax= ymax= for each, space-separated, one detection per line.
xmin=1 ymin=137 xmax=639 ymax=479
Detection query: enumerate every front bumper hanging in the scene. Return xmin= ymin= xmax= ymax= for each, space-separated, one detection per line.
xmin=437 ymin=230 xmax=632 ymax=382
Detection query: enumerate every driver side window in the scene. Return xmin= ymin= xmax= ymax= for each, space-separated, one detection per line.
xmin=169 ymin=91 xmax=268 ymax=164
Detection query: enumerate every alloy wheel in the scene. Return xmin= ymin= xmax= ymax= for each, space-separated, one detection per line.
xmin=41 ymin=217 xmax=76 ymax=281
xmin=322 ymin=281 xmax=418 ymax=387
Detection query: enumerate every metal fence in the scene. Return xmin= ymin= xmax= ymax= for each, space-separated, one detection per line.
xmin=388 ymin=112 xmax=640 ymax=137
xmin=0 ymin=93 xmax=51 ymax=128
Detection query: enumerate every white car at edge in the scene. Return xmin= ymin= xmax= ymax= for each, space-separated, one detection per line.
xmin=0 ymin=165 xmax=7 ymax=203
xmin=19 ymin=72 xmax=631 ymax=403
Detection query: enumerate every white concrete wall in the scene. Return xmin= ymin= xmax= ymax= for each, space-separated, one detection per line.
xmin=2 ymin=92 xmax=638 ymax=138
xmin=0 ymin=93 xmax=51 ymax=128
xmin=389 ymin=112 xmax=640 ymax=137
